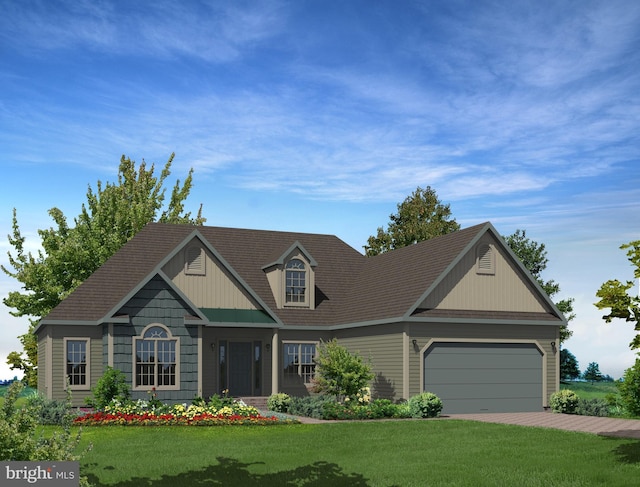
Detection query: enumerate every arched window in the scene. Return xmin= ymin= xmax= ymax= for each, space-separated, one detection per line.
xmin=134 ymin=324 xmax=179 ymax=390
xmin=285 ymin=259 xmax=306 ymax=304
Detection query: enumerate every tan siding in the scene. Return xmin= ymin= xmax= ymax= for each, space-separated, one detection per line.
xmin=37 ymin=333 xmax=47 ymax=396
xmin=409 ymin=322 xmax=558 ymax=405
xmin=421 ymin=234 xmax=551 ymax=313
xmin=163 ymin=238 xmax=259 ymax=309
xmin=336 ymin=326 xmax=405 ymax=401
xmin=49 ymin=326 xmax=103 ymax=406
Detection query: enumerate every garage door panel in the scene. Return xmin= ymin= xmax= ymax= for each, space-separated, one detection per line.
xmin=424 ymin=342 xmax=543 ymax=414
xmin=425 ymin=368 xmax=542 ymax=384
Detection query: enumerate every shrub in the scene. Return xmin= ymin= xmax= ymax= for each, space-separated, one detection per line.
xmin=575 ymin=398 xmax=610 ymax=417
xmin=313 ymin=339 xmax=375 ymax=401
xmin=618 ymin=359 xmax=640 ymax=417
xmin=86 ymin=366 xmax=130 ymax=409
xmin=0 ymin=382 xmax=91 ymax=486
xmin=408 ymin=392 xmax=443 ymax=418
xmin=288 ymin=396 xmax=335 ymax=419
xmin=267 ymin=393 xmax=291 ymax=413
xmin=550 ymin=389 xmax=579 ymax=414
xmin=25 ymin=392 xmax=76 ymax=425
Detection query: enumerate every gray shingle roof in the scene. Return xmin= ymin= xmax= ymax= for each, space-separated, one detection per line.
xmin=41 ymin=221 xmax=561 ymax=327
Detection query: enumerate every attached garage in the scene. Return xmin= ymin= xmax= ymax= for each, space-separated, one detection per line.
xmin=423 ymin=342 xmax=544 ymax=414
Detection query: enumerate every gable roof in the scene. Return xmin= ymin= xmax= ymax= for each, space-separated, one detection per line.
xmin=38 ymin=221 xmax=566 ymax=329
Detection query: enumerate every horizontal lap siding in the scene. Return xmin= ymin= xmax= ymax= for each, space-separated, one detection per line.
xmin=409 ymin=323 xmax=558 ymax=404
xmin=336 ymin=326 xmax=404 ymax=401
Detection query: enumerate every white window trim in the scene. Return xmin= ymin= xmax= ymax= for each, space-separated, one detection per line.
xmin=282 ymin=340 xmax=318 ymax=386
xmin=283 ymin=258 xmax=310 ymax=308
xmin=133 ymin=323 xmax=180 ymax=391
xmin=63 ymin=337 xmax=91 ymax=391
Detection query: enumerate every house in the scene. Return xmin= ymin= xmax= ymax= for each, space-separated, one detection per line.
xmin=35 ymin=222 xmax=564 ymax=414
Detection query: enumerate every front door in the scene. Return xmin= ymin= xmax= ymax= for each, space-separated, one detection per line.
xmin=228 ymin=342 xmax=253 ymax=396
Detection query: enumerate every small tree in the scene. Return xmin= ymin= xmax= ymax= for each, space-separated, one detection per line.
xmin=583 ymin=362 xmax=602 ymax=384
xmin=560 ymin=348 xmax=580 ymax=381
xmin=619 ymin=359 xmax=640 ymax=416
xmin=312 ymin=339 xmax=374 ymax=401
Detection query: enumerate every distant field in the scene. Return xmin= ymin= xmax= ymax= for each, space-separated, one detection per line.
xmin=0 ymin=383 xmax=35 ymax=408
xmin=560 ymin=381 xmax=619 ymax=400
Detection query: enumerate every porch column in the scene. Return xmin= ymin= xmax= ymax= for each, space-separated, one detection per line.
xmin=271 ymin=328 xmax=279 ymax=395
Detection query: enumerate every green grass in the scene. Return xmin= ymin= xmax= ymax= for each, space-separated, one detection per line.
xmin=75 ymin=420 xmax=640 ymax=486
xmin=561 ymin=381 xmax=619 ymax=400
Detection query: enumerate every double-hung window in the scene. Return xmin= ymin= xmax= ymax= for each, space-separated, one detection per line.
xmin=65 ymin=338 xmax=89 ymax=389
xmin=283 ymin=342 xmax=316 ymax=385
xmin=285 ymin=259 xmax=307 ymax=305
xmin=134 ymin=325 xmax=179 ymax=390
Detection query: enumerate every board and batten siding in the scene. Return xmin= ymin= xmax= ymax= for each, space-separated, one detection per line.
xmin=336 ymin=325 xmax=405 ymax=401
xmin=162 ymin=239 xmax=259 ymax=310
xmin=421 ymin=234 xmax=551 ymax=313
xmin=409 ymin=322 xmax=558 ymax=406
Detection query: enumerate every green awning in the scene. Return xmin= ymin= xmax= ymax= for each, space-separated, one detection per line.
xmin=199 ymin=308 xmax=276 ymax=324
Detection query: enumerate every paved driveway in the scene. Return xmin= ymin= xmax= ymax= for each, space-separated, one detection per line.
xmin=447 ymin=412 xmax=640 ymax=439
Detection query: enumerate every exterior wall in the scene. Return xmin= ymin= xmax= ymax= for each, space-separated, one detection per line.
xmin=421 ymin=233 xmax=551 ymax=313
xmin=408 ymin=322 xmax=559 ymax=407
xmin=162 ymin=238 xmax=259 ymax=309
xmin=335 ymin=325 xmax=406 ymax=401
xmin=113 ymin=275 xmax=199 ymax=403
xmin=38 ymin=324 xmax=103 ymax=406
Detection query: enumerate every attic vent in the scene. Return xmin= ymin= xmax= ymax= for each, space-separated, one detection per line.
xmin=185 ymin=246 xmax=205 ymax=275
xmin=477 ymin=244 xmax=495 ymax=275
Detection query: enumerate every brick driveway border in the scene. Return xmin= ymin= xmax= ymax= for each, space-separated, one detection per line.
xmin=445 ymin=412 xmax=640 ymax=439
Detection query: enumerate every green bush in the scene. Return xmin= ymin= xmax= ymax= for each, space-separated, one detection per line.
xmin=575 ymin=398 xmax=610 ymax=417
xmin=288 ymin=396 xmax=335 ymax=419
xmin=618 ymin=359 xmax=640 ymax=417
xmin=0 ymin=382 xmax=91 ymax=486
xmin=267 ymin=393 xmax=291 ymax=413
xmin=25 ymin=393 xmax=76 ymax=425
xmin=408 ymin=392 xmax=443 ymax=418
xmin=550 ymin=389 xmax=579 ymax=414
xmin=313 ymin=339 xmax=375 ymax=400
xmin=86 ymin=366 xmax=130 ymax=409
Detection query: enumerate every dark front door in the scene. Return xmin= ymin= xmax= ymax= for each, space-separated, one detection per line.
xmin=228 ymin=342 xmax=252 ymax=396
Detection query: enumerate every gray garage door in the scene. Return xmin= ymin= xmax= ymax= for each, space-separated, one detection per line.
xmin=423 ymin=342 xmax=543 ymax=414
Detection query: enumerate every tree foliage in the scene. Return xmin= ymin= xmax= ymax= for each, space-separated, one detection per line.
xmin=560 ymin=348 xmax=580 ymax=381
xmin=503 ymin=229 xmax=575 ymax=343
xmin=595 ymin=240 xmax=640 ymax=350
xmin=583 ymin=362 xmax=602 ymax=384
xmin=619 ymin=359 xmax=640 ymax=416
xmin=312 ymin=339 xmax=375 ymax=401
xmin=2 ymin=154 xmax=205 ymax=385
xmin=364 ymin=186 xmax=460 ymax=256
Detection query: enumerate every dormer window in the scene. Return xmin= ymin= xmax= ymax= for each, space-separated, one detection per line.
xmin=285 ymin=259 xmax=306 ymax=304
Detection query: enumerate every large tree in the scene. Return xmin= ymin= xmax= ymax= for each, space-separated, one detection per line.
xmin=2 ymin=154 xmax=205 ymax=385
xmin=364 ymin=186 xmax=460 ymax=256
xmin=503 ymin=229 xmax=575 ymax=343
xmin=583 ymin=362 xmax=602 ymax=384
xmin=595 ymin=240 xmax=640 ymax=350
xmin=560 ymin=348 xmax=580 ymax=381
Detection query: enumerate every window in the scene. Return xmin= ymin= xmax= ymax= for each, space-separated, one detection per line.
xmin=477 ymin=244 xmax=495 ymax=275
xmin=285 ymin=259 xmax=306 ymax=304
xmin=283 ymin=342 xmax=316 ymax=385
xmin=65 ymin=339 xmax=89 ymax=389
xmin=134 ymin=325 xmax=179 ymax=390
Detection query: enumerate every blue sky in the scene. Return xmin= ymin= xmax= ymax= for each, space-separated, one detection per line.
xmin=1 ymin=0 xmax=639 ymax=380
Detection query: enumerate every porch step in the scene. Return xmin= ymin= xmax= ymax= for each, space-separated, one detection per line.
xmin=239 ymin=396 xmax=269 ymax=411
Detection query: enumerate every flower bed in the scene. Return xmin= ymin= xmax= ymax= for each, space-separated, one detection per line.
xmin=74 ymin=392 xmax=297 ymax=426
xmin=74 ymin=411 xmax=283 ymax=426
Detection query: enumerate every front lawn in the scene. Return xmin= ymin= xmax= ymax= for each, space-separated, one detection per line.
xmin=78 ymin=420 xmax=640 ymax=486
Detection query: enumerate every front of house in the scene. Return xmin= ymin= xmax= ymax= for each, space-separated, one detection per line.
xmin=35 ymin=222 xmax=564 ymax=414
